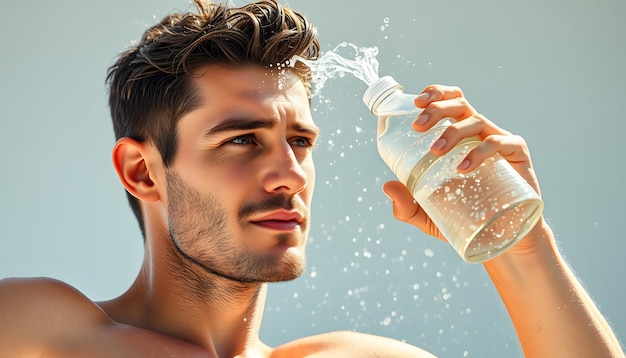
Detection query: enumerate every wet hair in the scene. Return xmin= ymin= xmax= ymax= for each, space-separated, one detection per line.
xmin=106 ymin=0 xmax=320 ymax=238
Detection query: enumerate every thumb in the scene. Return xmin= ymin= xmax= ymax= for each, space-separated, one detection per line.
xmin=382 ymin=181 xmax=419 ymax=222
xmin=382 ymin=180 xmax=445 ymax=241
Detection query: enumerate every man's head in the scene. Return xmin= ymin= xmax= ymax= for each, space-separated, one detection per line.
xmin=107 ymin=0 xmax=319 ymax=237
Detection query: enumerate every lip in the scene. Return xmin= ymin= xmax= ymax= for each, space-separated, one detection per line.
xmin=249 ymin=210 xmax=305 ymax=231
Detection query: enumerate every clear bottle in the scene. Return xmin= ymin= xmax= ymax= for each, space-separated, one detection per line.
xmin=363 ymin=76 xmax=543 ymax=262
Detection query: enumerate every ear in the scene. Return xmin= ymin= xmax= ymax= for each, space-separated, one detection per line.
xmin=112 ymin=137 xmax=160 ymax=203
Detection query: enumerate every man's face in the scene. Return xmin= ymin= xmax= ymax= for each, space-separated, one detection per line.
xmin=164 ymin=65 xmax=318 ymax=283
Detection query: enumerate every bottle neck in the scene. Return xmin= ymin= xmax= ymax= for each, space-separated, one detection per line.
xmin=363 ymin=76 xmax=420 ymax=116
xmin=363 ymin=76 xmax=402 ymax=114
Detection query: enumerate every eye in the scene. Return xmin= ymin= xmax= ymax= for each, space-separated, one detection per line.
xmin=291 ymin=137 xmax=314 ymax=148
xmin=227 ymin=134 xmax=257 ymax=146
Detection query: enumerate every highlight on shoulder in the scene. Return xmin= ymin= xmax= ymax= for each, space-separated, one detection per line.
xmin=0 ymin=277 xmax=110 ymax=357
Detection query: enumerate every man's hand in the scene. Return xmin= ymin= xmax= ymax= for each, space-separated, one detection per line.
xmin=382 ymin=84 xmax=543 ymax=254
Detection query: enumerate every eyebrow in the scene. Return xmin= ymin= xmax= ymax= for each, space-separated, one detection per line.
xmin=204 ymin=117 xmax=320 ymax=137
xmin=204 ymin=117 xmax=275 ymax=136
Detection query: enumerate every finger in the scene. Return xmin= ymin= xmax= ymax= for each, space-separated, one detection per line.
xmin=457 ymin=134 xmax=542 ymax=196
xmin=413 ymin=84 xmax=464 ymax=108
xmin=428 ymin=115 xmax=511 ymax=156
xmin=382 ymin=181 xmax=419 ymax=222
xmin=413 ymin=96 xmax=479 ymax=132
xmin=413 ymin=84 xmax=468 ymax=129
xmin=458 ymin=134 xmax=532 ymax=173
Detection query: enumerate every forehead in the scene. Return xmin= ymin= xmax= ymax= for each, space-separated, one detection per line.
xmin=191 ymin=65 xmax=310 ymax=108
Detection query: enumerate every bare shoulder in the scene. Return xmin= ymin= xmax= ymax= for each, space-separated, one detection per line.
xmin=0 ymin=277 xmax=208 ymax=358
xmin=0 ymin=276 xmax=109 ymax=315
xmin=0 ymin=277 xmax=109 ymax=325
xmin=0 ymin=277 xmax=108 ymax=356
xmin=272 ymin=330 xmax=437 ymax=358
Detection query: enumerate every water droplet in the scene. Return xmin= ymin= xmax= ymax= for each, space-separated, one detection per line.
xmin=381 ymin=316 xmax=392 ymax=326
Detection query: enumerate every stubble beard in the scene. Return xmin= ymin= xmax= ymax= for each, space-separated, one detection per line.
xmin=165 ymin=169 xmax=307 ymax=284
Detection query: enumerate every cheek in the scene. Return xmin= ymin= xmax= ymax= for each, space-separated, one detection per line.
xmin=203 ymin=164 xmax=261 ymax=206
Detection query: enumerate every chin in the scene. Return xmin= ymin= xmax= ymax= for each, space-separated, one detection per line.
xmin=251 ymin=248 xmax=307 ymax=283
xmin=273 ymin=254 xmax=307 ymax=282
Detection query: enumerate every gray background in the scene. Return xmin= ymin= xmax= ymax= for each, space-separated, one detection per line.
xmin=1 ymin=0 xmax=624 ymax=356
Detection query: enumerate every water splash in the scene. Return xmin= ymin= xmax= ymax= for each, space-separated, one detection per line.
xmin=290 ymin=42 xmax=381 ymax=97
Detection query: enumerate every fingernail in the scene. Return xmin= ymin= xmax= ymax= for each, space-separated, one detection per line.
xmin=414 ymin=113 xmax=429 ymax=125
xmin=415 ymin=92 xmax=430 ymax=101
xmin=431 ymin=138 xmax=447 ymax=150
xmin=458 ymin=159 xmax=470 ymax=170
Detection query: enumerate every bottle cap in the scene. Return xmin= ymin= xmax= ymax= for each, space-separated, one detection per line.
xmin=362 ymin=76 xmax=403 ymax=113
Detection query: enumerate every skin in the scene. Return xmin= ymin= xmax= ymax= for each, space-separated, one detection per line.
xmin=0 ymin=66 xmax=622 ymax=357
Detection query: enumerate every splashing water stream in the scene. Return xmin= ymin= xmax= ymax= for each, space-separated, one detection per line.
xmin=290 ymin=42 xmax=381 ymax=96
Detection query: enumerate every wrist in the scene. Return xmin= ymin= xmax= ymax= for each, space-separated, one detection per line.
xmin=483 ymin=217 xmax=559 ymax=277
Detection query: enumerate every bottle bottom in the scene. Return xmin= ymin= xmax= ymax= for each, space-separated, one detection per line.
xmin=408 ymin=147 xmax=543 ymax=263
xmin=462 ymin=196 xmax=542 ymax=262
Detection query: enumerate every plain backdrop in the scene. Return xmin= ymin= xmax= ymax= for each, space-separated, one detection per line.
xmin=1 ymin=0 xmax=624 ymax=356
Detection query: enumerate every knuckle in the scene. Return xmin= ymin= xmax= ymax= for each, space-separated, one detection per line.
xmin=512 ymin=134 xmax=526 ymax=145
xmin=444 ymin=123 xmax=462 ymax=137
xmin=484 ymin=134 xmax=501 ymax=146
xmin=449 ymin=85 xmax=464 ymax=97
xmin=425 ymin=100 xmax=445 ymax=112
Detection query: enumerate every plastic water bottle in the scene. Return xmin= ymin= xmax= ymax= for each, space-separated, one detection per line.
xmin=363 ymin=76 xmax=543 ymax=262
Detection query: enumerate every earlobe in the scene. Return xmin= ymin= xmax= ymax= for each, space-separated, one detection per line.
xmin=112 ymin=137 xmax=160 ymax=203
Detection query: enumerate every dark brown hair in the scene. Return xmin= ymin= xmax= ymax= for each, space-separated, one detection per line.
xmin=106 ymin=0 xmax=320 ymax=238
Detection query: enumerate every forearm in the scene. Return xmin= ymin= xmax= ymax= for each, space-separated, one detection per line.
xmin=483 ymin=220 xmax=624 ymax=357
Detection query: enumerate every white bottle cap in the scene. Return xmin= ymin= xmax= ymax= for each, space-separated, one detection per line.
xmin=362 ymin=76 xmax=403 ymax=113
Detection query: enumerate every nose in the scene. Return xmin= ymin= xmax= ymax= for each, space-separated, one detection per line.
xmin=262 ymin=142 xmax=308 ymax=195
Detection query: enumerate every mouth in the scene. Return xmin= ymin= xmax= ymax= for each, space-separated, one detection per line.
xmin=249 ymin=210 xmax=305 ymax=232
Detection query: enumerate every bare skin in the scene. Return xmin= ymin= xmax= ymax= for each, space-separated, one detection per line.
xmin=0 ymin=67 xmax=622 ymax=357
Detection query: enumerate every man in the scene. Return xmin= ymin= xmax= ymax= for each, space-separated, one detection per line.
xmin=0 ymin=0 xmax=622 ymax=357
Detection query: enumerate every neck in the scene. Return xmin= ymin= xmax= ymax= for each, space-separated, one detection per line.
xmin=102 ymin=232 xmax=270 ymax=357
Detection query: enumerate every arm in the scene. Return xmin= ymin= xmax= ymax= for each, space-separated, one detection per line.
xmin=483 ymin=220 xmax=623 ymax=357
xmin=382 ymin=84 xmax=624 ymax=357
